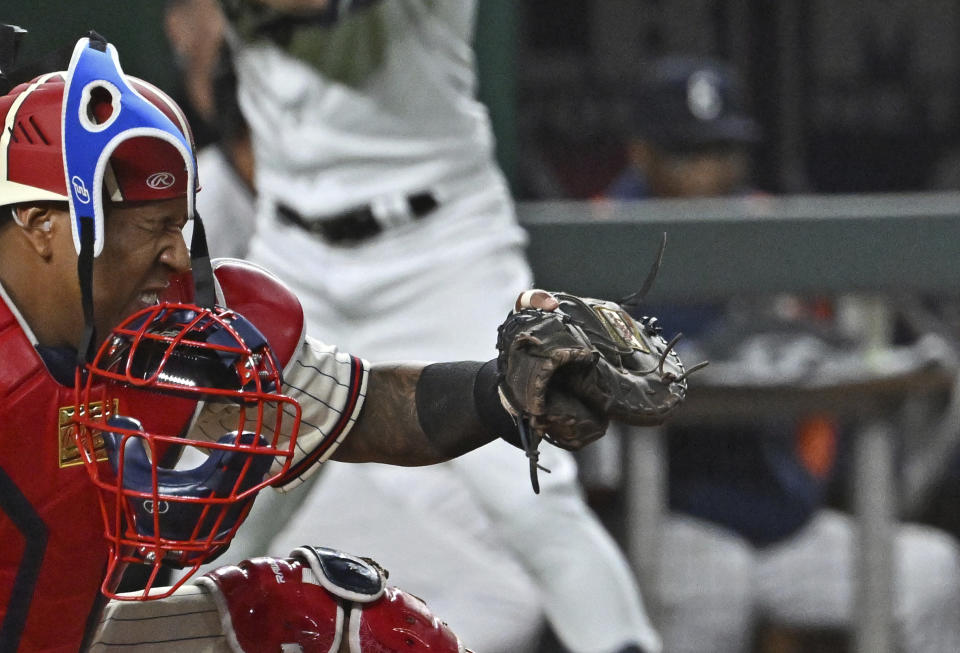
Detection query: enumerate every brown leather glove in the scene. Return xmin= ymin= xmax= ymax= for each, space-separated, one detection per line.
xmin=496 ymin=292 xmax=690 ymax=449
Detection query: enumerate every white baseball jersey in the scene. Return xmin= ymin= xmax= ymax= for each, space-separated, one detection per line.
xmin=192 ymin=331 xmax=368 ymax=489
xmin=656 ymin=510 xmax=960 ymax=653
xmin=199 ymin=2 xmax=664 ymax=652
xmin=229 ymin=1 xmax=493 ymax=216
xmin=195 ymin=145 xmax=255 ymax=260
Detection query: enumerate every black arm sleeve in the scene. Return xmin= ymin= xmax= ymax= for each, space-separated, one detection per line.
xmin=414 ymin=359 xmax=520 ymax=459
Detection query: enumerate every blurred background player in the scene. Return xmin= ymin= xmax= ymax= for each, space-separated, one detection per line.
xmin=598 ymin=55 xmax=960 ymax=653
xmin=165 ymin=1 xmax=661 ymax=651
xmin=605 ymin=56 xmax=759 ymax=201
xmin=164 ymin=1 xmax=253 ymax=260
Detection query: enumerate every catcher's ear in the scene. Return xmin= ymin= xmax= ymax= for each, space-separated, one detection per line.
xmin=12 ymin=204 xmax=63 ymax=258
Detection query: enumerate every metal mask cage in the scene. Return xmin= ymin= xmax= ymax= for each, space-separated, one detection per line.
xmin=69 ymin=302 xmax=302 ymax=600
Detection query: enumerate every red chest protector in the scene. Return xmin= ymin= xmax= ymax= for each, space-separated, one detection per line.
xmin=0 ymin=298 xmax=211 ymax=651
xmin=0 ymin=298 xmax=108 ymax=653
xmin=0 ymin=261 xmax=303 ymax=651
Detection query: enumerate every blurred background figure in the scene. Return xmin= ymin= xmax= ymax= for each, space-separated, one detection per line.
xmin=594 ymin=56 xmax=960 ymax=653
xmin=606 ymin=56 xmax=760 ymax=200
xmin=164 ymin=0 xmax=253 ymax=259
xmin=165 ymin=1 xmax=661 ymax=652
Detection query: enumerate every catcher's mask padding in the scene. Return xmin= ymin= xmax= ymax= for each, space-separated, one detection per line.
xmin=103 ymin=416 xmax=273 ymax=540
xmin=114 ymin=307 xmax=277 ymax=395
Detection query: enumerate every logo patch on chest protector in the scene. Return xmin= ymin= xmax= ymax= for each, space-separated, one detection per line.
xmin=58 ymin=400 xmax=116 ymax=467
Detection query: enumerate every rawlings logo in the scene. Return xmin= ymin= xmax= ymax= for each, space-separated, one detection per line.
xmin=146 ymin=171 xmax=176 ymax=190
xmin=269 ymin=559 xmax=285 ymax=584
xmin=142 ymin=499 xmax=170 ymax=514
xmin=71 ymin=175 xmax=91 ymax=203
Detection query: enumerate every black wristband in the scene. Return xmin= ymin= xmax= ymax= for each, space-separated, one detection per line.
xmin=415 ymin=359 xmax=519 ymax=458
xmin=473 ymin=359 xmax=522 ymax=448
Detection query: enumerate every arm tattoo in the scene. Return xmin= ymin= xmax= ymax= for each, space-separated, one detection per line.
xmin=330 ymin=363 xmax=434 ymax=465
xmin=331 ymin=361 xmax=500 ymax=465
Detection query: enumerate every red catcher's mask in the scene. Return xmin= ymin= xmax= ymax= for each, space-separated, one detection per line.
xmin=70 ymin=302 xmax=302 ymax=600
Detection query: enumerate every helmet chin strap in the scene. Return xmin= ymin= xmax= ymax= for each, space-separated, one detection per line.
xmin=75 ymin=210 xmax=215 ymax=366
xmin=190 ymin=212 xmax=216 ymax=309
xmin=77 ymin=215 xmax=97 ymax=366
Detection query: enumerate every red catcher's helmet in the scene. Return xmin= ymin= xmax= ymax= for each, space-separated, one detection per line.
xmin=70 ymin=302 xmax=302 ymax=601
xmin=1 ymin=34 xmax=216 ymax=358
xmin=0 ymin=70 xmax=195 ymax=207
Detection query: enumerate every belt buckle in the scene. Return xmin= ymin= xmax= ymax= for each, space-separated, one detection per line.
xmin=278 ymin=192 xmax=438 ymax=246
xmin=318 ymin=208 xmax=382 ymax=245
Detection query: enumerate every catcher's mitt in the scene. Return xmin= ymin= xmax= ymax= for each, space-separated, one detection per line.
xmin=496 ymin=291 xmax=704 ymax=491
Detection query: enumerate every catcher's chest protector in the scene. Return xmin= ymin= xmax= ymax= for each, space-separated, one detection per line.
xmin=0 ymin=295 xmax=203 ymax=651
xmin=0 ymin=297 xmax=107 ymax=652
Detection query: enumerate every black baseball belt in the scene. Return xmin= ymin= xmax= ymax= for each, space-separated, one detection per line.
xmin=276 ymin=192 xmax=439 ymax=245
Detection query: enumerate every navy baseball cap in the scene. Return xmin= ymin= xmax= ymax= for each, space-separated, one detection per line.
xmin=631 ymin=56 xmax=761 ymax=152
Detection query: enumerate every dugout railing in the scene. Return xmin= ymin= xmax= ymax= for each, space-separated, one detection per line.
xmin=517 ymin=192 xmax=960 ymax=653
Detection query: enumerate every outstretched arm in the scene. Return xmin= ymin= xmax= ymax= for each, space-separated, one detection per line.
xmin=330 ymin=360 xmax=512 ymax=465
xmin=331 ymin=291 xmax=565 ymax=466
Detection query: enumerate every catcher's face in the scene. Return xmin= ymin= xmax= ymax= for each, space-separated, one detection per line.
xmin=91 ymin=197 xmax=191 ymax=343
xmin=18 ymin=197 xmax=190 ymax=350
